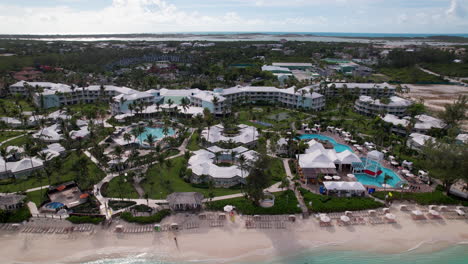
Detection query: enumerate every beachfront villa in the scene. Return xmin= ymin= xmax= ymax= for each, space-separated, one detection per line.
xmin=407 ymin=133 xmax=435 ymax=151
xmin=0 ymin=194 xmax=26 ymax=211
xmin=201 ymin=124 xmax=259 ymax=146
xmin=188 ymin=146 xmax=258 ymax=187
xmin=382 ymin=114 xmax=445 ymax=135
xmin=0 ymin=156 xmax=44 ymax=179
xmin=354 ymin=96 xmax=413 ymax=117
xmin=32 ymin=124 xmax=63 ymax=142
xmin=42 ymin=181 xmax=88 ymax=212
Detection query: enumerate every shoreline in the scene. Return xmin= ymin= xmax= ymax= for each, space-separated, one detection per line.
xmin=1 ymin=203 xmax=467 ymax=264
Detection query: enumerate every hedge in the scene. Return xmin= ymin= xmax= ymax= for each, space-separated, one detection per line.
xmin=120 ymin=209 xmax=171 ymax=224
xmin=207 ymin=190 xmax=302 ymax=215
xmin=108 ymin=200 xmax=137 ymax=211
xmin=0 ymin=207 xmax=32 ymax=223
xmin=66 ymin=215 xmax=104 ymax=224
xmin=299 ymin=188 xmax=383 ymax=213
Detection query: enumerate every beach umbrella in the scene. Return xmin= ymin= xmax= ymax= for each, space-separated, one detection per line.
xmin=345 ymin=211 xmax=353 ymax=216
xmin=347 ymin=174 xmax=356 ymax=179
xmin=320 ymin=214 xmax=331 ymax=223
xmin=223 ymin=205 xmax=234 ymax=212
xmin=383 ymin=208 xmax=390 ymax=213
xmin=324 ymin=176 xmax=333 ymax=180
xmin=412 ymin=210 xmax=423 ymax=216
xmin=400 ymin=204 xmax=408 ymax=211
xmin=385 ymin=213 xmax=396 ymax=221
xmin=428 ymin=205 xmax=438 ymax=210
xmin=455 ymin=209 xmax=465 ymax=216
xmin=368 ymin=210 xmax=377 ymax=215
xmin=340 ymin=215 xmax=350 ymax=222
xmin=333 ymin=176 xmax=341 ymax=180
xmin=456 ymin=206 xmax=465 ymax=211
xmin=429 ymin=210 xmax=440 ymax=216
xmin=438 ymin=206 xmax=448 ymax=212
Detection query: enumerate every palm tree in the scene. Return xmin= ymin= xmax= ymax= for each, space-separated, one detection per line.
xmin=37 ymin=151 xmax=53 ymax=185
xmin=0 ymin=148 xmax=9 ymax=177
xmin=123 ymin=132 xmax=132 ymax=146
xmin=383 ymin=174 xmax=393 ymax=190
xmin=211 ymin=96 xmax=219 ymax=114
xmin=181 ymin=97 xmax=190 ymax=117
xmin=238 ymin=154 xmax=247 ymax=178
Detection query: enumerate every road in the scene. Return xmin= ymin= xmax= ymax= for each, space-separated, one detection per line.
xmin=417 ymin=65 xmax=467 ymax=86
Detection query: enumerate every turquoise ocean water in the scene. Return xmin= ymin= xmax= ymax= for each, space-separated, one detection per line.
xmin=82 ymin=245 xmax=468 ymax=264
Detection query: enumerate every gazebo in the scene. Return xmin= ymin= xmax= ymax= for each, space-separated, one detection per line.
xmin=166 ymin=192 xmax=204 ymax=211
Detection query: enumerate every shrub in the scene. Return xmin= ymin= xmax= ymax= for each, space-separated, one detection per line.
xmin=66 ymin=215 xmax=104 ymax=224
xmin=108 ymin=200 xmax=137 ymax=210
xmin=299 ymin=188 xmax=383 ymax=213
xmin=0 ymin=207 xmax=31 ymax=223
xmin=120 ymin=209 xmax=171 ymax=224
xmin=207 ymin=190 xmax=302 ymax=215
xmin=131 ymin=204 xmax=152 ymax=213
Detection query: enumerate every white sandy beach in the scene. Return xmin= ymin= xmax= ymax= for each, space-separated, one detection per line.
xmin=0 ymin=204 xmax=467 ymax=264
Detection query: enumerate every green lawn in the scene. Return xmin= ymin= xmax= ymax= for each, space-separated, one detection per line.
xmin=0 ymin=98 xmax=35 ymax=116
xmin=101 ymin=175 xmax=140 ymax=199
xmin=0 ymin=131 xmax=25 ymax=143
xmin=187 ymin=131 xmax=201 ymax=151
xmin=26 ymin=189 xmax=48 ymax=206
xmin=207 ymin=190 xmax=302 ymax=215
xmin=299 ymin=188 xmax=383 ymax=213
xmin=268 ymin=158 xmax=286 ymax=182
xmin=0 ymin=152 xmax=106 ymax=192
xmin=142 ymin=156 xmax=242 ymax=199
xmin=0 ymin=135 xmax=29 ymax=149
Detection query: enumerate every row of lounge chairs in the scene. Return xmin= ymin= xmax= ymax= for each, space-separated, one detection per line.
xmin=245 ymin=220 xmax=287 ymax=229
xmin=20 ymin=225 xmax=94 ymax=234
xmin=120 ymin=225 xmax=156 ymax=233
xmin=245 ymin=215 xmax=289 ymax=222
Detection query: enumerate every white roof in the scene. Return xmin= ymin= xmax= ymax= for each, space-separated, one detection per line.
xmin=202 ymin=124 xmax=258 ymax=145
xmin=113 ymin=91 xmax=154 ymax=102
xmin=298 ymin=150 xmax=336 ymax=169
xmin=221 ymin=85 xmax=323 ymax=99
xmin=336 ymin=150 xmax=361 ymax=164
xmin=191 ymin=90 xmax=226 ymax=102
xmin=323 ymin=181 xmax=366 ymax=192
xmin=206 ymin=146 xmax=249 ymax=154
xmin=7 ymin=158 xmax=43 ymax=173
xmin=383 ymin=114 xmax=409 ymax=127
xmin=367 ymin=150 xmax=384 ymax=161
xmin=69 ymin=126 xmax=90 ymax=140
xmin=0 ymin=117 xmax=22 ymax=125
xmin=159 ymin=88 xmax=200 ymax=97
xmin=414 ymin=114 xmax=445 ymax=130
xmin=33 ymin=124 xmax=62 ymax=142
xmin=304 ymin=140 xmax=326 ymax=154
xmin=358 ymin=95 xmax=412 ymax=107
xmin=409 ymin=133 xmax=435 ymax=146
xmin=329 ymin=82 xmax=395 ymax=90
xmin=262 ymin=65 xmax=291 ymax=72
xmin=456 ymin=134 xmax=468 ymax=143
xmin=272 ymin=62 xmax=313 ymax=67
xmin=277 ymin=138 xmax=288 ymax=146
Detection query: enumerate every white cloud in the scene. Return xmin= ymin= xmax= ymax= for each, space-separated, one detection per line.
xmin=446 ymin=0 xmax=466 ymax=18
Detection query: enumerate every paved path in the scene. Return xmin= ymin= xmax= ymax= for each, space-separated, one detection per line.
xmin=283 ymin=158 xmax=309 ymax=216
xmin=0 ymin=134 xmax=27 ymax=147
xmin=417 ymin=66 xmax=467 ymax=86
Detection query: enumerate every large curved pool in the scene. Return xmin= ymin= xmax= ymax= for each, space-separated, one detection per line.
xmin=299 ymin=134 xmax=353 ymax=153
xmin=137 ymin=127 xmax=175 ymax=144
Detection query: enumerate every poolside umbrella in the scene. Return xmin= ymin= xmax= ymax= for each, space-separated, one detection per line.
xmin=340 ymin=215 xmax=350 ymax=222
xmin=406 ymin=173 xmax=415 ymax=178
xmin=385 ymin=213 xmax=396 ymax=221
xmin=319 ymin=214 xmax=331 ymax=223
xmin=356 ymin=147 xmax=363 ymax=151
xmin=347 ymin=174 xmax=356 ymax=179
xmin=401 ymin=169 xmax=410 ymax=174
xmin=350 ymin=140 xmax=357 ymax=144
xmin=429 ymin=210 xmax=440 ymax=216
xmin=381 ymin=184 xmax=392 ymax=188
xmin=353 ymin=144 xmax=360 ymax=147
xmin=455 ymin=209 xmax=465 ymax=216
xmin=324 ymin=176 xmax=333 ymax=180
xmin=389 ymin=155 xmax=395 ymax=160
xmin=344 ymin=138 xmax=350 ymax=142
xmin=223 ymin=205 xmax=234 ymax=212
xmin=391 ymin=161 xmax=399 ymax=166
xmin=333 ymin=176 xmax=341 ymax=180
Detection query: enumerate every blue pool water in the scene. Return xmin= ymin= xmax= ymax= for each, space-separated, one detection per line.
xmin=45 ymin=202 xmax=64 ymax=209
xmin=137 ymin=127 xmax=175 ymax=144
xmin=299 ymin=134 xmax=404 ymax=188
xmin=299 ymin=134 xmax=353 ymax=153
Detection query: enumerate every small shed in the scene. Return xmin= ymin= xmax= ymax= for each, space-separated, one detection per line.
xmin=166 ymin=192 xmax=204 ymax=211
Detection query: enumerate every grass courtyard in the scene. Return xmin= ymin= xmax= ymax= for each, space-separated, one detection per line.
xmin=101 ymin=175 xmax=140 ymax=199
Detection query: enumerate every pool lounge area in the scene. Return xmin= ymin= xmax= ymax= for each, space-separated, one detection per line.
xmin=299 ymin=134 xmax=405 ymax=188
xmin=137 ymin=127 xmax=176 ymax=145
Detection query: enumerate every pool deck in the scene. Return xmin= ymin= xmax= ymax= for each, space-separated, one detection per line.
xmin=298 ymin=130 xmax=434 ymax=193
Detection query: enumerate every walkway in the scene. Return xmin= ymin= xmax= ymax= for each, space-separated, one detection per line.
xmin=417 ymin=66 xmax=467 ymax=86
xmin=283 ymin=158 xmax=309 ymax=216
xmin=0 ymin=134 xmax=27 ymax=147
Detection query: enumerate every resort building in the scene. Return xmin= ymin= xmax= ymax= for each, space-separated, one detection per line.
xmin=201 ymin=124 xmax=259 ymax=146
xmin=189 ymin=90 xmax=230 ymax=115
xmin=0 ymin=194 xmax=26 ymax=210
xmin=188 ymin=147 xmax=258 ymax=188
xmin=407 ymin=133 xmax=435 ymax=151
xmin=322 ymin=83 xmax=396 ymax=97
xmin=355 ymin=96 xmax=413 ymax=117
xmin=219 ymin=86 xmax=325 ymax=110
xmin=9 ymin=81 xmax=70 ymax=97
xmin=382 ymin=114 xmax=445 ymax=135
xmin=33 ymin=124 xmax=63 ymax=142
xmin=0 ymin=157 xmax=44 ymax=179
xmin=297 ymin=140 xmax=361 ymax=184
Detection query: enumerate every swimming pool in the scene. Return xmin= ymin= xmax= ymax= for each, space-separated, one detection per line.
xmin=299 ymin=134 xmax=353 ymax=153
xmin=355 ymin=158 xmax=404 ymax=187
xmin=45 ymin=202 xmax=65 ymax=209
xmin=137 ymin=127 xmax=175 ymax=144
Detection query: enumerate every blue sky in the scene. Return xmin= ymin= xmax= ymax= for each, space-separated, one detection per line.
xmin=0 ymin=0 xmax=467 ymax=34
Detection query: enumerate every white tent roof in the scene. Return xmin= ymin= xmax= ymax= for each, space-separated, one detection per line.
xmin=304 ymin=139 xmax=326 ymax=154
xmin=7 ymin=158 xmax=44 ymax=173
xmin=337 ymin=150 xmax=361 ymax=164
xmin=367 ymin=150 xmax=384 ymax=161
xmin=298 ymin=150 xmax=336 ymax=169
xmin=323 ymin=181 xmax=366 ymax=192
